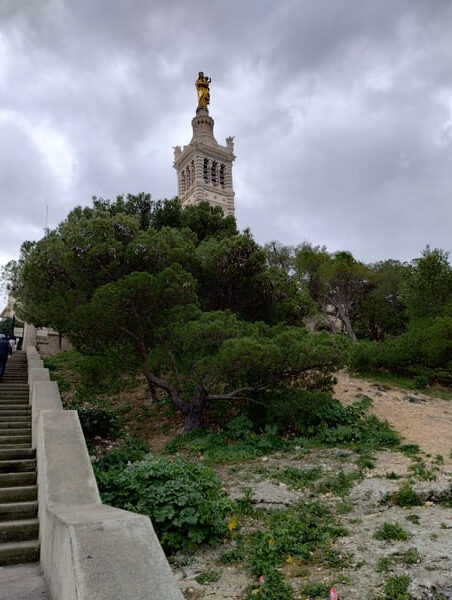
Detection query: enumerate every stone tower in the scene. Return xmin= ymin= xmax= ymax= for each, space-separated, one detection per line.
xmin=173 ymin=73 xmax=235 ymax=217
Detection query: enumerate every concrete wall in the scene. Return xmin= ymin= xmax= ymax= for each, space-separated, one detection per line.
xmin=28 ymin=347 xmax=183 ymax=600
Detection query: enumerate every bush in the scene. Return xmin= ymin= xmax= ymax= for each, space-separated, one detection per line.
xmin=95 ymin=454 xmax=232 ymax=552
xmin=77 ymin=406 xmax=120 ymax=438
xmin=413 ymin=375 xmax=428 ymax=389
xmin=350 ymin=317 xmax=452 ymax=384
xmin=77 ymin=354 xmax=124 ymax=391
xmin=390 ymin=483 xmax=422 ymax=508
xmin=374 ymin=522 xmax=410 ymax=542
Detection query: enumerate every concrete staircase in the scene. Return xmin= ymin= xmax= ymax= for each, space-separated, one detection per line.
xmin=0 ymin=351 xmax=40 ymax=566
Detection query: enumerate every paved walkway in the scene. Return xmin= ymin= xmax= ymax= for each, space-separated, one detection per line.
xmin=0 ymin=563 xmax=50 ymax=600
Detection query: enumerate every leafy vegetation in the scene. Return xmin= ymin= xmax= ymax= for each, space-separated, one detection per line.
xmin=374 ymin=522 xmax=410 ymax=542
xmin=94 ymin=453 xmax=232 ymax=552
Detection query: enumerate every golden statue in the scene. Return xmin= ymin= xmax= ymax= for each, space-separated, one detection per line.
xmin=195 ymin=72 xmax=211 ymax=108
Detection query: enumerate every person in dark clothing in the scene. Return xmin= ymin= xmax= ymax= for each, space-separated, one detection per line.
xmin=0 ymin=334 xmax=12 ymax=380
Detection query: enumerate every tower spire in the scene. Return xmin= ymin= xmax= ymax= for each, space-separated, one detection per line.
xmin=173 ymin=73 xmax=236 ymax=217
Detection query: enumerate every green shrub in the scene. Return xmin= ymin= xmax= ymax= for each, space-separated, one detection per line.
xmin=246 ymin=501 xmax=347 ymax=578
xmin=300 ymin=582 xmax=331 ymax=598
xmin=390 ymin=483 xmax=422 ymax=508
xmin=379 ymin=575 xmax=411 ymax=600
xmin=95 ymin=454 xmax=232 ymax=552
xmin=77 ymin=406 xmax=120 ymax=439
xmin=78 ymin=354 xmax=120 ymax=391
xmin=245 ymin=570 xmax=293 ymax=600
xmin=413 ymin=375 xmax=428 ymax=389
xmin=374 ymin=522 xmax=410 ymax=542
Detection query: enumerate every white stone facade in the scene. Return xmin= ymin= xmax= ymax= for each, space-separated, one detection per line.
xmin=173 ymin=106 xmax=235 ymax=217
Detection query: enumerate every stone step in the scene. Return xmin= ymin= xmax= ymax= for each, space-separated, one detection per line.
xmin=0 ymin=473 xmax=36 ymax=488
xmin=0 ymin=448 xmax=35 ymax=461
xmin=0 ymin=539 xmax=40 ymax=565
xmin=0 ymin=399 xmax=30 ymax=405
xmin=0 ymin=501 xmax=37 ymax=522
xmin=0 ymin=519 xmax=39 ymax=543
xmin=0 ymin=444 xmax=32 ymax=450
xmin=0 ymin=436 xmax=31 ymax=446
xmin=0 ymin=429 xmax=31 ymax=437
xmin=0 ymin=459 xmax=36 ymax=473
xmin=0 ymin=486 xmax=37 ymax=503
xmin=0 ymin=420 xmax=31 ymax=429
xmin=0 ymin=413 xmax=31 ymax=420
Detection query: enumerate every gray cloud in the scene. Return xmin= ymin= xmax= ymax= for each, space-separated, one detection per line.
xmin=0 ymin=0 xmax=451 ymax=271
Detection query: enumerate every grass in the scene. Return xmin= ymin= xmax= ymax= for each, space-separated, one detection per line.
xmin=260 ymin=466 xmax=324 ymax=490
xmin=378 ymin=575 xmax=411 ymax=600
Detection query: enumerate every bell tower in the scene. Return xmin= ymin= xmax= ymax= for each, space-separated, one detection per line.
xmin=173 ymin=73 xmax=236 ymax=216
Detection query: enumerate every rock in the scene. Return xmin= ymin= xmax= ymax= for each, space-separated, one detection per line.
xmin=249 ymin=480 xmax=303 ymax=507
xmin=348 ymin=478 xmax=398 ymax=505
xmin=409 ymin=579 xmax=452 ymax=600
xmin=403 ymin=394 xmax=425 ymax=404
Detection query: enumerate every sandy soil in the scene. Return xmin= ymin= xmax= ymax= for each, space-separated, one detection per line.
xmin=334 ymin=371 xmax=452 ymax=470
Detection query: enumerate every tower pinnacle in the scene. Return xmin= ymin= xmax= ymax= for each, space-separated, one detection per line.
xmin=173 ymin=74 xmax=236 ymax=217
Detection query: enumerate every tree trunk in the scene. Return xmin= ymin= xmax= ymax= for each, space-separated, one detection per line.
xmin=183 ymin=386 xmax=208 ymax=432
xmin=336 ymin=306 xmax=358 ymax=344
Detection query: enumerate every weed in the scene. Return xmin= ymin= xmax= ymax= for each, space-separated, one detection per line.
xmin=195 ymin=569 xmax=221 ymax=584
xmin=234 ymin=488 xmax=255 ymax=516
xmin=390 ymin=483 xmax=422 ymax=508
xmin=300 ymin=582 xmax=331 ymax=598
xmin=400 ymin=444 xmax=420 ymax=457
xmin=374 ymin=523 xmax=410 ymax=542
xmin=376 ymin=556 xmax=392 ymax=573
xmin=357 ymin=453 xmax=376 ymax=469
xmin=408 ymin=460 xmax=436 ymax=481
xmin=440 ymin=522 xmax=448 ymax=529
xmin=378 ymin=575 xmax=410 ymax=600
xmin=413 ymin=375 xmax=428 ymax=389
xmin=403 ymin=548 xmax=420 ymax=565
xmin=316 ymin=470 xmax=363 ymax=497
xmin=385 ymin=472 xmax=402 ymax=480
xmin=272 ymin=466 xmax=323 ymax=490
xmin=244 ymin=500 xmax=347 ymax=593
xmin=336 ymin=501 xmax=353 ymax=514
xmin=219 ymin=546 xmax=246 ymax=565
xmin=433 ymin=454 xmax=444 ymax=465
xmin=245 ymin=570 xmax=293 ymax=599
xmin=406 ymin=514 xmax=420 ymax=525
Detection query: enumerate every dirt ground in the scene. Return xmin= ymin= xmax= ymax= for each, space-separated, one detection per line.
xmin=173 ymin=372 xmax=452 ymax=600
xmin=334 ymin=371 xmax=452 ymax=470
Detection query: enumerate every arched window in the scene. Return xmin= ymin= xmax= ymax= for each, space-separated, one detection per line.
xmin=211 ymin=161 xmax=217 ymax=186
xmin=191 ymin=160 xmax=195 ymax=184
xmin=203 ymin=158 xmax=209 ymax=183
xmin=181 ymin=170 xmax=186 ymax=193
xmin=220 ymin=164 xmax=225 ymax=188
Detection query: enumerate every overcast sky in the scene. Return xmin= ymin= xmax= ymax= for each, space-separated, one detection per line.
xmin=0 ymin=0 xmax=451 ymax=281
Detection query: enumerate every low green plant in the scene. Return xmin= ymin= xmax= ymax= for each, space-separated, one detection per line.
xmin=245 ymin=570 xmax=293 ymax=599
xmin=400 ymin=444 xmax=420 ymax=457
xmin=272 ymin=466 xmax=323 ymax=490
xmin=378 ymin=575 xmax=411 ymax=600
xmin=390 ymin=483 xmax=422 ymax=508
xmin=316 ymin=469 xmax=362 ymax=497
xmin=195 ymin=569 xmax=221 ymax=584
xmin=406 ymin=514 xmax=420 ymax=525
xmin=76 ymin=406 xmax=121 ymax=439
xmin=374 ymin=522 xmax=410 ymax=542
xmin=376 ymin=556 xmax=392 ymax=572
xmin=385 ymin=472 xmax=402 ymax=480
xmin=246 ymin=501 xmax=347 ymax=578
xmin=300 ymin=582 xmax=331 ymax=598
xmin=413 ymin=375 xmax=428 ymax=389
xmin=403 ymin=548 xmax=420 ymax=565
xmin=408 ymin=460 xmax=436 ymax=481
xmin=433 ymin=454 xmax=444 ymax=465
xmin=95 ymin=453 xmax=232 ymax=552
